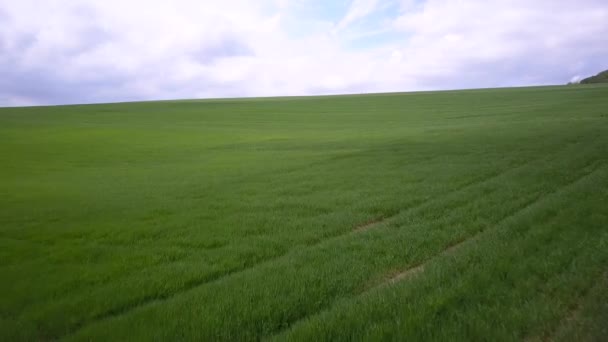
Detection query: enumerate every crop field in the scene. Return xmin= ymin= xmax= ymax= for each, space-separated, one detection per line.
xmin=1 ymin=85 xmax=608 ymax=341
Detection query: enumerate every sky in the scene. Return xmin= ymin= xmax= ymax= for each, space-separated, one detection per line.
xmin=0 ymin=0 xmax=607 ymax=106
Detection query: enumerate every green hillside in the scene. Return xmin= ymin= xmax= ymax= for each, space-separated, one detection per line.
xmin=1 ymin=85 xmax=608 ymax=341
xmin=581 ymin=69 xmax=608 ymax=84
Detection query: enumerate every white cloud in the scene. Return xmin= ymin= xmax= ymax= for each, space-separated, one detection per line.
xmin=336 ymin=0 xmax=381 ymax=31
xmin=389 ymin=0 xmax=608 ymax=87
xmin=0 ymin=0 xmax=606 ymax=106
xmin=570 ymin=75 xmax=583 ymax=83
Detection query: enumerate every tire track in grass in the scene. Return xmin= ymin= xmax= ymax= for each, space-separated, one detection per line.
xmin=60 ymin=140 xmax=591 ymax=339
xmin=351 ymin=136 xmax=598 ymax=236
xmin=354 ymin=218 xmax=387 ymax=232
xmin=533 ymin=270 xmax=608 ymax=342
xmin=64 ymin=141 xmax=591 ymax=338
xmin=375 ymin=226 xmax=497 ymax=287
xmin=374 ymin=160 xmax=603 ymax=289
xmin=61 ymin=158 xmax=533 ymax=338
xmin=352 ymin=159 xmax=535 ymax=234
xmin=268 ymin=162 xmax=604 ymax=338
xmin=542 ymin=305 xmax=582 ymax=342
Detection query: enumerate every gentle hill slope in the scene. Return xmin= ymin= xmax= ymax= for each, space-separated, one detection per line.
xmin=581 ymin=69 xmax=608 ymax=84
xmin=1 ymin=85 xmax=608 ymax=341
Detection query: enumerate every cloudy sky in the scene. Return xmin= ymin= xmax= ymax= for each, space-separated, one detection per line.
xmin=0 ymin=0 xmax=607 ymax=106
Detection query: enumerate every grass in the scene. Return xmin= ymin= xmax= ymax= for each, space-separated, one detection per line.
xmin=1 ymin=84 xmax=607 ymax=341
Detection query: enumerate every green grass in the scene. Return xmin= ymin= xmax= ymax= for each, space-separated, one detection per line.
xmin=1 ymin=84 xmax=607 ymax=341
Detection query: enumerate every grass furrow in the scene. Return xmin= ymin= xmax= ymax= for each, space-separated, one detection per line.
xmin=268 ymin=162 xmax=605 ymax=338
xmin=67 ymin=141 xmax=605 ymax=340
xmin=274 ymin=166 xmax=608 ymax=341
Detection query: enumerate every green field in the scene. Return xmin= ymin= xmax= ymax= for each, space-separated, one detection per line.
xmin=1 ymin=85 xmax=608 ymax=341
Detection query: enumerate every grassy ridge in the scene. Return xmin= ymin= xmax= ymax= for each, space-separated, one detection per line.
xmin=581 ymin=69 xmax=608 ymax=84
xmin=1 ymin=85 xmax=607 ymax=340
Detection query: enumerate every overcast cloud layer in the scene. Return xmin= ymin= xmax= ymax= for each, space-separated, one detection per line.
xmin=0 ymin=0 xmax=607 ymax=106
